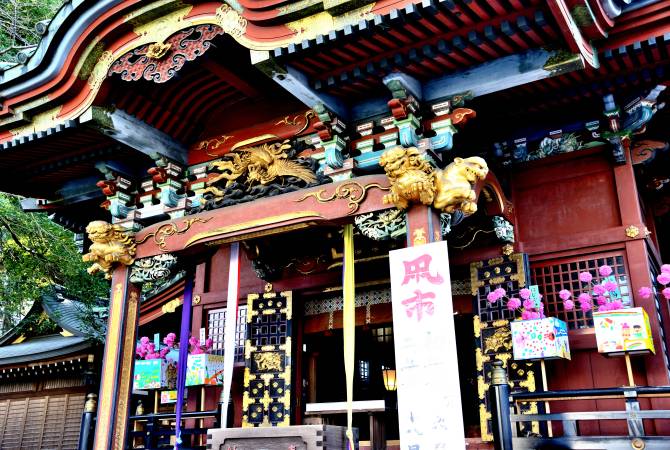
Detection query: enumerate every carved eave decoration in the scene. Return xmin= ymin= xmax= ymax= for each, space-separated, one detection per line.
xmin=130 ymin=254 xmax=179 ymax=284
xmin=193 ymin=140 xmax=331 ymax=212
xmin=82 ymin=221 xmax=136 ymax=279
xmin=108 ymin=24 xmax=225 ymax=84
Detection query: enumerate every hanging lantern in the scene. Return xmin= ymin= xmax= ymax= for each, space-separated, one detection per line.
xmin=382 ymin=366 xmax=397 ymax=392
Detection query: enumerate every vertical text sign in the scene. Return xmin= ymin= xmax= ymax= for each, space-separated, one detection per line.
xmin=389 ymin=240 xmax=466 ymax=449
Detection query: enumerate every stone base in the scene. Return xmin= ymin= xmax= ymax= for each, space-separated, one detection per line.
xmin=207 ymin=425 xmax=358 ymax=450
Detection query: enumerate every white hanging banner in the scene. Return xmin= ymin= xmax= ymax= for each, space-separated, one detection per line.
xmin=389 ymin=240 xmax=466 ymax=450
xmin=221 ymin=242 xmax=240 ymax=428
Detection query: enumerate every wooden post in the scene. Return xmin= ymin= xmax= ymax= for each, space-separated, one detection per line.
xmin=93 ymin=266 xmax=141 ymax=450
xmin=405 ymin=205 xmax=442 ymax=246
xmin=625 ymin=353 xmax=636 ymax=387
xmin=540 ymin=360 xmax=553 ymax=437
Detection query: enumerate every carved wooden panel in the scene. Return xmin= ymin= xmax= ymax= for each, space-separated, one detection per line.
xmin=472 ymin=253 xmax=539 ymax=441
xmin=242 ymin=290 xmax=293 ymax=427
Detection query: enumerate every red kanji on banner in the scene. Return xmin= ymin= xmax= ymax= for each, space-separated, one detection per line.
xmin=402 ymin=254 xmax=444 ymax=285
xmin=402 ymin=290 xmax=436 ymax=321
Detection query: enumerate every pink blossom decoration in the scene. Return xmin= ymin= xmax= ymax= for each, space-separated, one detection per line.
xmin=599 ymin=265 xmax=613 ymax=277
xmin=657 ymin=272 xmax=670 ymax=286
xmin=564 ymin=299 xmax=574 ymax=310
xmin=487 ymin=291 xmax=499 ymax=303
xmin=597 ymin=295 xmax=607 ymax=306
xmin=507 ymin=298 xmax=521 ymax=310
xmin=663 ymin=288 xmax=670 ymax=300
xmin=593 ymin=284 xmax=606 ymax=295
xmin=521 ymin=310 xmax=532 ymax=320
xmin=578 ymin=272 xmax=593 ymax=283
xmin=578 ymin=293 xmax=591 ymax=303
xmin=662 ymin=264 xmax=670 ymax=274
xmin=638 ymin=287 xmax=653 ymax=299
xmin=609 ymin=300 xmax=623 ymax=310
xmin=519 ymin=288 xmax=531 ymax=300
xmin=558 ymin=289 xmax=572 ymax=300
xmin=494 ymin=287 xmax=507 ymax=298
xmin=603 ymin=280 xmax=618 ymax=292
xmin=579 ymin=300 xmax=592 ymax=312
xmin=522 ymin=299 xmax=535 ymax=310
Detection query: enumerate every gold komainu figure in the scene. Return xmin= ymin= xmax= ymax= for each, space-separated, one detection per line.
xmin=82 ymin=221 xmax=136 ymax=279
xmin=203 ymin=140 xmax=317 ymax=197
xmin=379 ymin=146 xmax=488 ymax=215
xmin=254 ymin=352 xmax=283 ymax=372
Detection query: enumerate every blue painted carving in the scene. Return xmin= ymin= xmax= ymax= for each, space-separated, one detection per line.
xmin=429 ymin=118 xmax=456 ymax=152
xmin=493 ymin=216 xmax=515 ymax=243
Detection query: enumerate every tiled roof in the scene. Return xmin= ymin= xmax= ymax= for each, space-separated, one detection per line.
xmin=0 ymin=334 xmax=90 ymax=366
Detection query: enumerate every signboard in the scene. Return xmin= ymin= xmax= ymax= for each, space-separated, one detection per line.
xmin=389 ymin=240 xmax=465 ymax=449
xmin=593 ymin=307 xmax=655 ymax=355
xmin=511 ymin=317 xmax=571 ymax=361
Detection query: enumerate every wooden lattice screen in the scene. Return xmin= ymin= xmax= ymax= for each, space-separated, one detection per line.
xmin=242 ymin=290 xmax=293 ymax=427
xmin=530 ymin=252 xmax=631 ymax=330
xmin=0 ymin=393 xmax=85 ymax=449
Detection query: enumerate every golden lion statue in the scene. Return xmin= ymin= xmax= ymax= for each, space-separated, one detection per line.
xmin=379 ymin=147 xmax=488 ymax=215
xmin=82 ymin=221 xmax=136 ymax=279
xmin=379 ymin=147 xmax=436 ymax=210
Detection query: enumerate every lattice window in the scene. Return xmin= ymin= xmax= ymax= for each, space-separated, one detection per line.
xmin=530 ymin=252 xmax=631 ymax=330
xmin=358 ymin=360 xmax=370 ymax=384
xmin=208 ymin=306 xmax=247 ymax=363
xmin=372 ymin=325 xmax=393 ymax=344
xmin=249 ymin=312 xmax=287 ymax=347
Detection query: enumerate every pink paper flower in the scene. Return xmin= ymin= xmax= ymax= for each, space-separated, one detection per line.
xmin=663 ymin=288 xmax=670 ymax=300
xmin=521 ymin=310 xmax=532 ymax=320
xmin=140 ymin=336 xmax=150 ymax=345
xmin=529 ymin=311 xmax=541 ymax=319
xmin=519 ymin=288 xmax=531 ymax=300
xmin=658 ymin=272 xmax=670 ymax=286
xmin=603 ymin=281 xmax=618 ymax=292
xmin=598 ymin=303 xmax=611 ymax=312
xmin=559 ymin=289 xmax=572 ymax=300
xmin=564 ymin=299 xmax=574 ymax=310
xmin=494 ymin=287 xmax=507 ymax=298
xmin=599 ymin=265 xmax=613 ymax=277
xmin=578 ymin=293 xmax=591 ymax=303
xmin=639 ymin=287 xmax=653 ymax=299
xmin=522 ymin=299 xmax=535 ymax=310
xmin=487 ymin=291 xmax=499 ymax=303
xmin=507 ymin=297 xmax=521 ymax=310
xmin=579 ymin=271 xmax=593 ymax=283
xmin=609 ymin=300 xmax=623 ymax=310
xmin=597 ymin=295 xmax=608 ymax=306
xmin=579 ymin=300 xmax=592 ymax=312
xmin=593 ymin=284 xmax=606 ymax=295
xmin=662 ymin=264 xmax=670 ymax=274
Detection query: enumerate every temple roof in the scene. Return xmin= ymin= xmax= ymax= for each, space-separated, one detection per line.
xmin=0 ymin=334 xmax=90 ymax=366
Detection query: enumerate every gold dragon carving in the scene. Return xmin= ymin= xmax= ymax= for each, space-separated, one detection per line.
xmin=379 ymin=146 xmax=489 ymax=214
xmin=202 ymin=140 xmax=318 ymax=198
xmin=82 ymin=221 xmax=136 ymax=279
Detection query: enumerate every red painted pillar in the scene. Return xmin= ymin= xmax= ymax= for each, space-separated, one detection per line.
xmin=93 ymin=266 xmax=141 ymax=450
xmin=405 ymin=204 xmax=442 ymax=247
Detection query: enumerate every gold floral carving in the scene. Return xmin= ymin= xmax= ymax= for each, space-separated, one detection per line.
xmin=484 ymin=326 xmax=512 ymax=353
xmin=479 ymin=403 xmax=493 ymax=441
xmin=379 ymin=147 xmax=489 ymax=214
xmin=137 ymin=217 xmax=212 ymax=251
xmin=473 ymin=314 xmax=483 ymax=338
xmin=146 ymin=42 xmax=171 ymax=59
xmin=216 ymin=4 xmax=248 ymax=38
xmin=203 ymin=141 xmax=317 ymax=198
xmin=477 ymin=375 xmax=489 ymax=400
xmin=296 ymin=182 xmax=389 ymax=215
xmin=82 ymin=221 xmax=136 ymax=279
xmin=502 ymin=244 xmax=514 ymax=256
xmin=412 ymin=228 xmax=427 ymax=246
xmin=625 ymin=225 xmax=640 ymax=238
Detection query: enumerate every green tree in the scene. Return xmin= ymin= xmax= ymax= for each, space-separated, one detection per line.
xmin=0 ymin=193 xmax=109 ymax=336
xmin=0 ymin=0 xmax=64 ymax=62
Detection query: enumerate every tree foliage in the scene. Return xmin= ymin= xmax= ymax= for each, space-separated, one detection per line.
xmin=0 ymin=0 xmax=64 ymax=62
xmin=0 ymin=193 xmax=109 ymax=335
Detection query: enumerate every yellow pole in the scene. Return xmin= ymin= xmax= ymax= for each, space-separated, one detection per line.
xmin=540 ymin=360 xmax=553 ymax=437
xmin=343 ymin=224 xmax=356 ymax=449
xmin=625 ymin=353 xmax=635 ymax=387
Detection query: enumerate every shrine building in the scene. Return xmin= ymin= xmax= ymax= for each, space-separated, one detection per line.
xmin=1 ymin=0 xmax=670 ymax=449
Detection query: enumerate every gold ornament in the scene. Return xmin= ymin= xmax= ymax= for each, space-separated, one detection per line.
xmin=253 ymin=352 xmax=283 ymax=372
xmin=625 ymin=225 xmax=640 ymax=238
xmin=146 ymin=42 xmax=171 ymax=59
xmin=203 ymin=140 xmax=317 ymax=198
xmin=82 ymin=221 xmax=136 ymax=279
xmin=379 ymin=147 xmax=489 ymax=214
xmin=379 ymin=147 xmax=435 ymax=210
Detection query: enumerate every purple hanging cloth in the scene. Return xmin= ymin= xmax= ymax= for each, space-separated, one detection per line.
xmin=174 ymin=274 xmax=194 ymax=449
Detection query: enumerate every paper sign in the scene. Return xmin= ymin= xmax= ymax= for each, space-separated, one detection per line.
xmin=511 ymin=317 xmax=570 ymax=361
xmin=593 ymin=307 xmax=654 ymax=355
xmin=389 ymin=241 xmax=465 ymax=449
xmin=199 ymin=327 xmax=206 ymax=346
xmin=529 ymin=285 xmax=541 ymax=308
